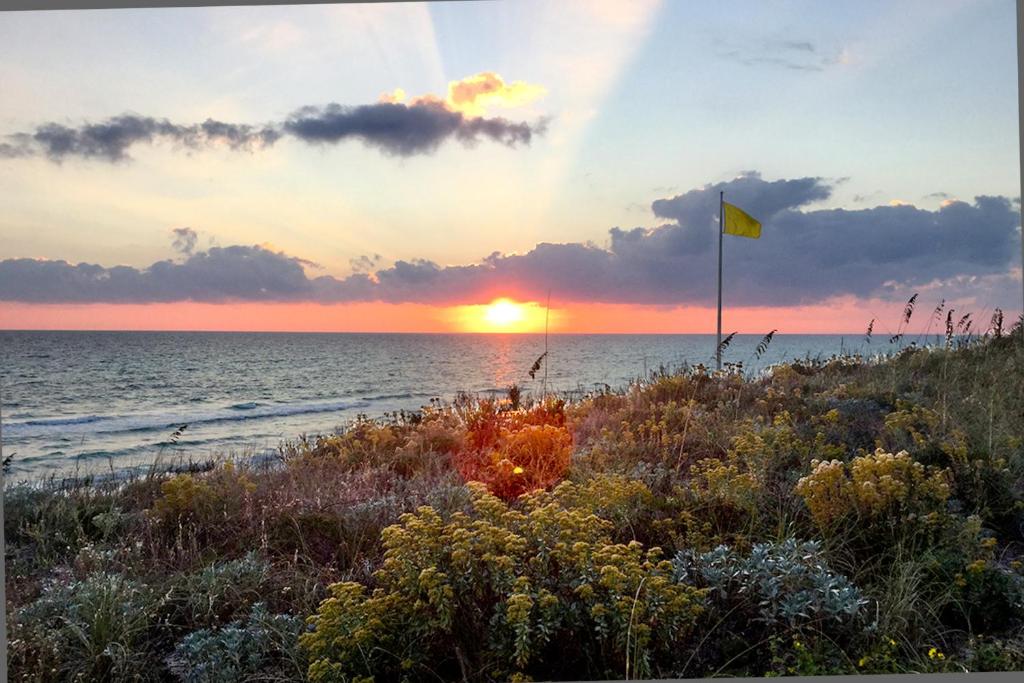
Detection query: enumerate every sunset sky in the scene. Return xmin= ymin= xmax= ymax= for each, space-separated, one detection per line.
xmin=0 ymin=0 xmax=1021 ymax=334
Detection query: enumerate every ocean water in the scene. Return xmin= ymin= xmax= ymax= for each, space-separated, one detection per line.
xmin=0 ymin=331 xmax=871 ymax=481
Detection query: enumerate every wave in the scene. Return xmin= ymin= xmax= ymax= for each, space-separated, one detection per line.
xmin=363 ymin=391 xmax=435 ymax=401
xmin=3 ymin=398 xmax=372 ymax=439
xmin=21 ymin=415 xmax=107 ymax=427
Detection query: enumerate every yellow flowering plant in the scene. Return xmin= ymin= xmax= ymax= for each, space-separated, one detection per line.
xmin=301 ymin=481 xmax=706 ymax=682
xmin=150 ymin=461 xmax=257 ymax=529
xmin=795 ymin=448 xmax=951 ymax=530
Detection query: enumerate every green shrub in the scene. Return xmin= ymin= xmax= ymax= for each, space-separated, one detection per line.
xmin=301 ymin=483 xmax=706 ymax=682
xmin=167 ymin=603 xmax=306 ymax=683
xmin=961 ymin=634 xmax=1024 ymax=671
xmin=673 ymin=538 xmax=868 ymax=675
xmin=947 ymin=557 xmax=1024 ymax=633
xmin=4 ymin=486 xmax=129 ymax=573
xmin=150 ymin=462 xmax=256 ymax=530
xmin=163 ymin=552 xmax=273 ymax=630
xmin=12 ymin=572 xmax=156 ymax=681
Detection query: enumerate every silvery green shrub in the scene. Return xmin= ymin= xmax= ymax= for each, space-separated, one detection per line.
xmin=15 ymin=572 xmax=155 ymax=680
xmin=673 ymin=538 xmax=868 ymax=628
xmin=167 ymin=603 xmax=305 ymax=683
xmin=162 ymin=551 xmax=274 ymax=632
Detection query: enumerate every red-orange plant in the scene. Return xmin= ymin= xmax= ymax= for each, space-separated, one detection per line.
xmin=456 ymin=401 xmax=573 ymax=500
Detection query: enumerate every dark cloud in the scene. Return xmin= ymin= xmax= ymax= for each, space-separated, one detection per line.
xmin=2 ymin=101 xmax=543 ymax=162
xmin=171 ymin=227 xmax=198 ymax=256
xmin=349 ymin=254 xmax=382 ymax=274
xmin=283 ymin=101 xmax=539 ymax=156
xmin=0 ymin=115 xmax=281 ymax=162
xmin=0 ymin=246 xmax=316 ymax=303
xmin=1 ymin=174 xmax=1019 ymax=308
xmin=0 ymin=137 xmax=33 ymax=159
xmin=652 ymin=172 xmax=832 ymax=235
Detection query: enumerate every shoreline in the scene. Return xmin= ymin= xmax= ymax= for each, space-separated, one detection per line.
xmin=1 ymin=341 xmax=948 ymax=488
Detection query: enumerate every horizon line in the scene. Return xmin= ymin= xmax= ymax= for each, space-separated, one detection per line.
xmin=0 ymin=327 xmax=933 ymax=337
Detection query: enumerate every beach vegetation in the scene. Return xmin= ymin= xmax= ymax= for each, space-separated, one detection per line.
xmin=5 ymin=316 xmax=1024 ymax=680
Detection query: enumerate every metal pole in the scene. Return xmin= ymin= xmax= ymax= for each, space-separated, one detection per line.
xmin=716 ymin=190 xmax=724 ymax=370
xmin=542 ymin=290 xmax=550 ymax=399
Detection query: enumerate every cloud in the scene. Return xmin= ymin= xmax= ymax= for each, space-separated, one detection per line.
xmin=349 ymin=254 xmax=382 ymax=274
xmin=0 ymin=246 xmax=319 ymax=303
xmin=379 ymin=88 xmax=407 ymax=104
xmin=717 ymin=38 xmax=851 ymax=72
xmin=0 ymin=116 xmax=281 ymax=162
xmin=1 ymin=173 xmax=1019 ymax=309
xmin=0 ymin=73 xmax=546 ymax=162
xmin=283 ymin=100 xmax=540 ymax=157
xmin=0 ymin=139 xmax=33 ymax=159
xmin=171 ymin=227 xmax=198 ymax=256
xmin=442 ymin=72 xmax=547 ymax=116
xmin=650 ymin=172 xmax=833 ymax=251
xmin=853 ymin=191 xmax=882 ymax=203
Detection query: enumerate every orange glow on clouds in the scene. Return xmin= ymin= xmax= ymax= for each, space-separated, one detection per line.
xmin=0 ymin=296 xmax=936 ymax=335
xmin=383 ymin=72 xmax=547 ymax=117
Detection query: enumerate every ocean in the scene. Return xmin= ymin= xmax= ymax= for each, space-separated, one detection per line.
xmin=0 ymin=331 xmax=873 ymax=481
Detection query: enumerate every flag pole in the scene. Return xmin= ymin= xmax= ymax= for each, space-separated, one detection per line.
xmin=716 ymin=190 xmax=724 ymax=370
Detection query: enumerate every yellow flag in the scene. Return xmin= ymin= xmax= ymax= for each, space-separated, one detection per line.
xmin=723 ymin=202 xmax=761 ymax=239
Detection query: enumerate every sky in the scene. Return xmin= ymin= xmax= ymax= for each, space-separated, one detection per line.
xmin=0 ymin=0 xmax=1021 ymax=334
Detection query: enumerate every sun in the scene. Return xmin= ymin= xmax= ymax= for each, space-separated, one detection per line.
xmin=449 ymin=298 xmax=552 ymax=332
xmin=483 ymin=298 xmax=526 ymax=328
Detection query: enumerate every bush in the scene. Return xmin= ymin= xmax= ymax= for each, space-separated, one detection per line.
xmin=960 ymin=634 xmax=1024 ymax=671
xmin=674 ymin=538 xmax=868 ymax=629
xmin=163 ymin=552 xmax=273 ymax=630
xmin=948 ymin=556 xmax=1024 ymax=633
xmin=4 ymin=485 xmax=129 ymax=573
xmin=795 ymin=448 xmax=951 ymax=532
xmin=150 ymin=461 xmax=256 ymax=530
xmin=538 ymin=475 xmax=655 ymax=541
xmin=301 ymin=483 xmax=706 ymax=682
xmin=167 ymin=603 xmax=305 ymax=683
xmin=455 ymin=420 xmax=573 ymax=501
xmin=673 ymin=538 xmax=868 ymax=674
xmin=11 ymin=572 xmax=156 ymax=681
xmin=300 ymin=420 xmax=401 ymax=469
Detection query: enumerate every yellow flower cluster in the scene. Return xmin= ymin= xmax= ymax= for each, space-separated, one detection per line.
xmin=690 ymin=458 xmax=761 ymax=513
xmin=966 ymin=559 xmax=988 ymax=575
xmin=311 ymin=421 xmax=399 ymax=458
xmin=883 ymin=402 xmax=968 ymax=462
xmin=301 ymin=479 xmax=706 ymax=682
xmin=150 ymin=461 xmax=256 ymax=527
xmin=795 ymin=449 xmax=951 ymax=528
xmin=690 ymin=413 xmax=844 ymax=516
xmin=629 ymin=399 xmax=698 ymax=453
xmin=754 ymin=413 xmax=844 ymax=473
